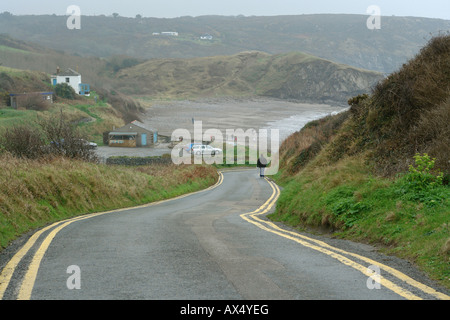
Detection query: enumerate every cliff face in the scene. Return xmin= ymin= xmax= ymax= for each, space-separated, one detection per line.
xmin=255 ymin=53 xmax=384 ymax=103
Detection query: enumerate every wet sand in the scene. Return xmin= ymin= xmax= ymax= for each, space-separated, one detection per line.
xmin=142 ymin=97 xmax=347 ymax=142
xmin=96 ymin=98 xmax=346 ymax=160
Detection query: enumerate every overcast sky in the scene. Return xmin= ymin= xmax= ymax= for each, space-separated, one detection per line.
xmin=2 ymin=0 xmax=450 ymax=20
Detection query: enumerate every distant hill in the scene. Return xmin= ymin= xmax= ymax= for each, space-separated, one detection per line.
xmin=0 ymin=13 xmax=449 ymax=73
xmin=0 ymin=34 xmax=383 ymax=105
xmin=115 ymin=51 xmax=383 ymax=104
xmin=0 ymin=34 xmax=112 ymax=89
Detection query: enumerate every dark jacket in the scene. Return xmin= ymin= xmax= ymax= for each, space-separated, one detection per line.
xmin=257 ymin=156 xmax=267 ymax=168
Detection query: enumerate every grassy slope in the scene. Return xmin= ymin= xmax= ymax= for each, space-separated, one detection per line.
xmin=0 ymin=63 xmax=147 ymax=144
xmin=116 ymin=51 xmax=383 ymax=103
xmin=271 ymin=153 xmax=449 ymax=288
xmin=0 ymin=97 xmax=125 ymax=146
xmin=0 ymin=156 xmax=218 ymax=250
xmin=269 ymin=36 xmax=450 ymax=289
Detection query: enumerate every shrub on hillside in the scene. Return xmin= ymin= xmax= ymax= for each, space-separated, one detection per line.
xmin=0 ymin=125 xmax=44 ymax=158
xmin=404 ymin=153 xmax=443 ymax=190
xmin=38 ymin=112 xmax=98 ymax=162
xmin=106 ymin=55 xmax=144 ymax=73
xmin=54 ymin=83 xmax=77 ymax=100
xmin=394 ymin=153 xmax=447 ymax=207
xmin=0 ymin=112 xmax=98 ymax=162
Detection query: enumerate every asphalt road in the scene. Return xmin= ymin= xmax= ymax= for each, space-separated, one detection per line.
xmin=1 ymin=170 xmax=449 ymax=300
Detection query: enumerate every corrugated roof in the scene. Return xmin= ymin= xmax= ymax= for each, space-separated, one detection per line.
xmin=131 ymin=120 xmax=157 ymax=132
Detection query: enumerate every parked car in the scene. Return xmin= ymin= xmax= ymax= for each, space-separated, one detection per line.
xmin=184 ymin=143 xmax=202 ymax=153
xmin=50 ymin=139 xmax=97 ymax=149
xmin=80 ymin=139 xmax=98 ymax=149
xmin=191 ymin=144 xmax=222 ymax=155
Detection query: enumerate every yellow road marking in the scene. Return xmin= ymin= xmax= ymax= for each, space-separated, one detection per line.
xmin=0 ymin=221 xmax=63 ymax=300
xmin=5 ymin=172 xmax=447 ymax=300
xmin=18 ymin=216 xmax=94 ymax=300
xmin=241 ymin=178 xmax=450 ymax=300
xmin=1 ymin=172 xmax=223 ymax=300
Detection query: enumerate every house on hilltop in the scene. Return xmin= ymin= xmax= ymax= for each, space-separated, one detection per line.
xmin=50 ymin=67 xmax=90 ymax=96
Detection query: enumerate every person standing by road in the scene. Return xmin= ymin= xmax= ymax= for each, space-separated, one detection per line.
xmin=257 ymin=154 xmax=267 ymax=178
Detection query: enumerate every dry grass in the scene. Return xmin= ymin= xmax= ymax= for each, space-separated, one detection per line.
xmin=278 ymin=111 xmax=349 ymax=178
xmin=0 ymin=155 xmax=218 ymax=250
xmin=410 ymin=99 xmax=450 ymax=174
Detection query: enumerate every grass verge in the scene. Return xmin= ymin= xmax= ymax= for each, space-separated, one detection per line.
xmin=269 ymin=154 xmax=450 ymax=289
xmin=0 ymin=155 xmax=218 ymax=251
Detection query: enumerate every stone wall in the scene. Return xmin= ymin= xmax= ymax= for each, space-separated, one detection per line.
xmin=106 ymin=156 xmax=173 ymax=166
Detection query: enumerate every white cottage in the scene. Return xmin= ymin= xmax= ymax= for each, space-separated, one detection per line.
xmin=51 ymin=67 xmax=90 ymax=96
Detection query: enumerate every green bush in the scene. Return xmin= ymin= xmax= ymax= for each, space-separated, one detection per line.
xmin=54 ymin=83 xmax=76 ymax=100
xmin=395 ymin=153 xmax=446 ymax=207
xmin=404 ymin=153 xmax=443 ymax=191
xmin=324 ymin=186 xmax=371 ymax=228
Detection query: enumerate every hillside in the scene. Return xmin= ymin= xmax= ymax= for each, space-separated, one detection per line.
xmin=0 ymin=13 xmax=449 ymax=73
xmin=0 ymin=66 xmax=51 ymax=95
xmin=0 ymin=34 xmax=113 ymax=89
xmin=0 ymin=54 xmax=145 ymax=126
xmin=0 ymin=34 xmax=382 ymax=105
xmin=271 ymin=35 xmax=450 ymax=289
xmin=115 ymin=51 xmax=383 ymax=104
xmin=325 ymin=35 xmax=450 ymax=176
xmin=0 ymin=65 xmax=132 ymax=144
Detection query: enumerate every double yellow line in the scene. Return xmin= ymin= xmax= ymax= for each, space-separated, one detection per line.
xmin=241 ymin=178 xmax=450 ymax=300
xmin=0 ymin=172 xmax=224 ymax=300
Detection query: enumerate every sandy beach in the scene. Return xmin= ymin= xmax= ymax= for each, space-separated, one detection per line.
xmin=142 ymin=97 xmax=347 ymax=141
xmin=96 ymin=98 xmax=347 ymax=160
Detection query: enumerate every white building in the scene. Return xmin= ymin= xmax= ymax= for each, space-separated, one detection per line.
xmin=200 ymin=34 xmax=213 ymax=40
xmin=51 ymin=67 xmax=90 ymax=96
xmin=161 ymin=32 xmax=179 ymax=36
